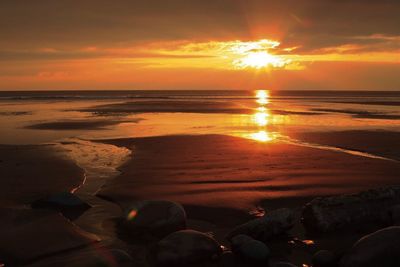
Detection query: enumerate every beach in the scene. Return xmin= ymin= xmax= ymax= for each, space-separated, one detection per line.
xmin=0 ymin=90 xmax=400 ymax=266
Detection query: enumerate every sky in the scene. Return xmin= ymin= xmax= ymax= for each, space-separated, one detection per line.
xmin=0 ymin=0 xmax=399 ymax=90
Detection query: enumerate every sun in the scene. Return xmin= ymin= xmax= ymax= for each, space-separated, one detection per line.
xmin=230 ymin=39 xmax=289 ymax=69
xmin=237 ymin=51 xmax=284 ymax=69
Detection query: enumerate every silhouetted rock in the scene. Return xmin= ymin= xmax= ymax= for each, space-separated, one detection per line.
xmin=155 ymin=230 xmax=222 ymax=266
xmin=302 ymin=186 xmax=400 ymax=232
xmin=231 ymin=234 xmax=270 ymax=262
xmin=120 ymin=200 xmax=186 ymax=239
xmin=227 ymin=208 xmax=296 ymax=242
xmin=340 ymin=226 xmax=400 ymax=267
xmin=219 ymin=251 xmax=237 ymax=267
xmin=31 ymin=192 xmax=91 ymax=220
xmin=312 ymin=250 xmax=336 ymax=267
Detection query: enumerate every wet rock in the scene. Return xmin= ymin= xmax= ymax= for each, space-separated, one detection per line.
xmin=120 ymin=200 xmax=186 ymax=239
xmin=312 ymin=250 xmax=336 ymax=267
xmin=302 ymin=186 xmax=400 ymax=232
xmin=231 ymin=234 xmax=270 ymax=262
xmin=227 ymin=208 xmax=296 ymax=242
xmin=218 ymin=251 xmax=237 ymax=267
xmin=155 ymin=229 xmax=222 ymax=266
xmin=0 ymin=208 xmax=99 ymax=265
xmin=340 ymin=226 xmax=400 ymax=267
xmin=31 ymin=192 xmax=91 ymax=220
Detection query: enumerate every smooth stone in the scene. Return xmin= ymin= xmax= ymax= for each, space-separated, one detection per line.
xmin=312 ymin=250 xmax=336 ymax=267
xmin=340 ymin=226 xmax=400 ymax=267
xmin=239 ymin=239 xmax=270 ymax=262
xmin=231 ymin=234 xmax=270 ymax=262
xmin=120 ymin=200 xmax=186 ymax=239
xmin=219 ymin=251 xmax=237 ymax=267
xmin=227 ymin=208 xmax=296 ymax=242
xmin=231 ymin=234 xmax=254 ymax=248
xmin=155 ymin=229 xmax=222 ymax=266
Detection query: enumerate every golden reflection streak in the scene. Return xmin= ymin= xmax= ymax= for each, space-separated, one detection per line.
xmin=250 ymin=130 xmax=273 ymax=142
xmin=256 ymin=90 xmax=270 ymax=105
xmin=248 ymin=90 xmax=277 ymax=142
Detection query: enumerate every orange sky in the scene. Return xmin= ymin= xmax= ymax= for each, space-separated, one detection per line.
xmin=0 ymin=0 xmax=399 ymax=90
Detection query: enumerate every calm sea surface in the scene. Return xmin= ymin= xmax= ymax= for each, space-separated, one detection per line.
xmin=0 ymin=90 xmax=399 ymax=145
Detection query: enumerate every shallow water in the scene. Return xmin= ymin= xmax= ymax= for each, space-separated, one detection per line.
xmin=0 ymin=90 xmax=399 ymax=158
xmin=53 ymin=138 xmax=131 ymax=239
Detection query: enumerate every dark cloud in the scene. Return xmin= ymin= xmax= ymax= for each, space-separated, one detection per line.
xmin=1 ymin=0 xmax=399 ymax=52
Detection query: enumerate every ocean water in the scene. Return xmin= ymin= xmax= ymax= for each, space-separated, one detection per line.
xmin=0 ymin=90 xmax=399 ymax=145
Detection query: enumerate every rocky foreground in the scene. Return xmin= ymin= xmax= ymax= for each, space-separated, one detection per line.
xmin=2 ymin=186 xmax=400 ymax=266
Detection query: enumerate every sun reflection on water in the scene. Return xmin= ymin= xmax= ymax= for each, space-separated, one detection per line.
xmin=256 ymin=90 xmax=270 ymax=105
xmin=250 ymin=130 xmax=273 ymax=142
xmin=247 ymin=90 xmax=277 ymax=142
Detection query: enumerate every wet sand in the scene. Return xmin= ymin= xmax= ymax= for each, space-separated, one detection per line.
xmin=0 ymin=144 xmax=84 ymax=206
xmin=293 ymin=130 xmax=400 ymax=161
xmin=81 ymin=100 xmax=251 ymax=115
xmin=25 ymin=118 xmax=142 ymax=130
xmin=1 ymin=131 xmax=400 ymax=266
xmin=99 ymin=134 xmax=400 ymax=221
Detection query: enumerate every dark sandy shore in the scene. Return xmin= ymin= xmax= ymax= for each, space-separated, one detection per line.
xmin=97 ymin=133 xmax=400 ymax=265
xmin=99 ymin=134 xmax=400 ymax=211
xmin=0 ymin=144 xmax=84 ymax=206
xmin=1 ymin=131 xmax=400 ymax=266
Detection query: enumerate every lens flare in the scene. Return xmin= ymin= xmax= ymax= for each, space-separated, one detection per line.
xmin=127 ymin=209 xmax=138 ymax=221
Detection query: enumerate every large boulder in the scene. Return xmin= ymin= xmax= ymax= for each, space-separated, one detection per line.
xmin=340 ymin=226 xmax=400 ymax=267
xmin=119 ymin=200 xmax=186 ymax=239
xmin=227 ymin=208 xmax=296 ymax=242
xmin=231 ymin=234 xmax=270 ymax=262
xmin=302 ymin=186 xmax=400 ymax=233
xmin=155 ymin=230 xmax=222 ymax=266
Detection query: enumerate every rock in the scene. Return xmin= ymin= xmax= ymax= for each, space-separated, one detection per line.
xmin=31 ymin=192 xmax=91 ymax=220
xmin=302 ymin=186 xmax=400 ymax=232
xmin=312 ymin=250 xmax=336 ymax=267
xmin=231 ymin=234 xmax=270 ymax=262
xmin=155 ymin=229 xmax=222 ymax=266
xmin=340 ymin=226 xmax=400 ymax=267
xmin=227 ymin=208 xmax=296 ymax=242
xmin=0 ymin=208 xmax=100 ymax=265
xmin=231 ymin=234 xmax=254 ymax=248
xmin=120 ymin=200 xmax=186 ymax=239
xmin=218 ymin=251 xmax=237 ymax=267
